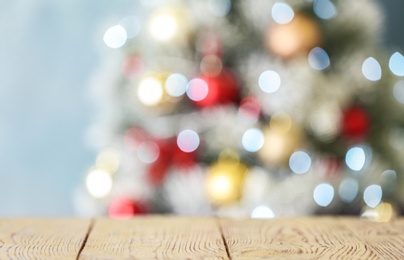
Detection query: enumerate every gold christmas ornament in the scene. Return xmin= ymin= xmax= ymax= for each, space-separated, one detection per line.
xmin=258 ymin=113 xmax=303 ymax=167
xmin=265 ymin=13 xmax=322 ymax=60
xmin=206 ymin=155 xmax=248 ymax=206
xmin=135 ymin=72 xmax=182 ymax=110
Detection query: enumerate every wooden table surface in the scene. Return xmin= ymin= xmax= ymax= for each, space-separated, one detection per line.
xmin=0 ymin=216 xmax=404 ymax=259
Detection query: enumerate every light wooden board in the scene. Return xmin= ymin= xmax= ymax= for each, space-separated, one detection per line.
xmin=220 ymin=217 xmax=404 ymax=259
xmin=1 ymin=217 xmax=404 ymax=259
xmin=340 ymin=217 xmax=404 ymax=259
xmin=80 ymin=216 xmax=228 ymax=259
xmin=0 ymin=218 xmax=91 ymax=259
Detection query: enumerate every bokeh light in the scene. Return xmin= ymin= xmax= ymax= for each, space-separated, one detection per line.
xmin=258 ymin=70 xmax=281 ymax=93
xmin=308 ymin=102 xmax=340 ymax=141
xmin=208 ymin=0 xmax=231 ymax=17
xmin=345 ymin=146 xmax=366 ymax=171
xmin=393 ymin=80 xmax=404 ymax=104
xmin=103 ymin=25 xmax=127 ymax=49
xmin=380 ymin=169 xmax=397 ymax=186
xmin=271 ymin=2 xmax=294 ymax=24
xmin=361 ymin=202 xmax=396 ymax=222
xmin=208 ymin=175 xmax=232 ymax=202
xmin=251 ymin=205 xmax=275 ymax=219
xmin=86 ymin=169 xmax=113 ymax=198
xmin=374 ymin=202 xmax=395 ymax=222
xmin=388 ymin=127 xmax=404 ymax=150
xmin=165 ymin=73 xmax=188 ymax=97
xmin=119 ymin=16 xmax=141 ymax=38
xmin=186 ymin=78 xmax=209 ymax=101
xmin=313 ymin=183 xmax=334 ymax=207
xmin=363 ymin=184 xmax=382 ymax=208
xmin=313 ymin=0 xmax=337 ymax=20
xmin=96 ymin=149 xmax=120 ymax=173
xmin=81 ymin=0 xmax=404 ymax=219
xmin=242 ymin=128 xmax=265 ymax=152
xmin=149 ymin=13 xmax=177 ymax=41
xmin=338 ymin=178 xmax=359 ymax=203
xmin=137 ymin=140 xmax=160 ymax=164
xmin=137 ymin=77 xmax=164 ymax=106
xmin=382 ymin=169 xmax=397 ymax=179
xmin=308 ymin=47 xmax=330 ymax=70
xmin=289 ymin=151 xmax=311 ymax=174
xmin=389 ymin=52 xmax=404 ymax=76
xmin=177 ymin=129 xmax=200 ymax=153
xmin=362 ymin=57 xmax=382 ymax=81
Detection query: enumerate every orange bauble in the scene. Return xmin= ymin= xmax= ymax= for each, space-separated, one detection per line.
xmin=265 ymin=13 xmax=322 ymax=60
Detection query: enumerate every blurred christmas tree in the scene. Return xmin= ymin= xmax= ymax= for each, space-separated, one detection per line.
xmin=75 ymin=0 xmax=404 ymax=220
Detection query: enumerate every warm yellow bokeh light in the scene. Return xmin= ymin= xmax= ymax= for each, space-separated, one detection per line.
xmin=375 ymin=202 xmax=394 ymax=222
xmin=150 ymin=13 xmax=178 ymax=41
xmin=96 ymin=148 xmax=120 ymax=173
xmin=361 ymin=202 xmax=396 ymax=222
xmin=86 ymin=169 xmax=113 ymax=199
xmin=137 ymin=77 xmax=164 ymax=106
xmin=209 ymin=175 xmax=232 ymax=200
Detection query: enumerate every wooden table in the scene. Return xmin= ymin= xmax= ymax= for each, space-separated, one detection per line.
xmin=1 ymin=216 xmax=404 ymax=259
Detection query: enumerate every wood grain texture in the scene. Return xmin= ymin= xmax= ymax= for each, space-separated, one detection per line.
xmin=0 ymin=218 xmax=91 ymax=259
xmin=1 ymin=216 xmax=404 ymax=259
xmin=220 ymin=217 xmax=404 ymax=259
xmin=80 ymin=216 xmax=228 ymax=260
xmin=340 ymin=217 xmax=404 ymax=259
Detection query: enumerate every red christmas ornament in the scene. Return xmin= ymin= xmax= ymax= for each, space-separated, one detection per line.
xmin=147 ymin=138 xmax=196 ymax=185
xmin=171 ymin=142 xmax=196 ymax=168
xmin=147 ymin=139 xmax=172 ymax=185
xmin=341 ymin=106 xmax=370 ymax=140
xmin=108 ymin=197 xmax=146 ymax=219
xmin=191 ymin=70 xmax=239 ymax=107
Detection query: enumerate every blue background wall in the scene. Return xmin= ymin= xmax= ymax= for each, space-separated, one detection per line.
xmin=0 ymin=0 xmax=135 ymax=216
xmin=0 ymin=0 xmax=403 ymax=216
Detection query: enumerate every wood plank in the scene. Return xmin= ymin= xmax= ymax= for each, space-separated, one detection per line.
xmin=220 ymin=217 xmax=404 ymax=259
xmin=0 ymin=218 xmax=91 ymax=259
xmin=340 ymin=218 xmax=404 ymax=259
xmin=80 ymin=216 xmax=228 ymax=259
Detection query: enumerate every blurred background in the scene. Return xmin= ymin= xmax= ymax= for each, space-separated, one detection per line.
xmin=0 ymin=0 xmax=403 ymax=217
